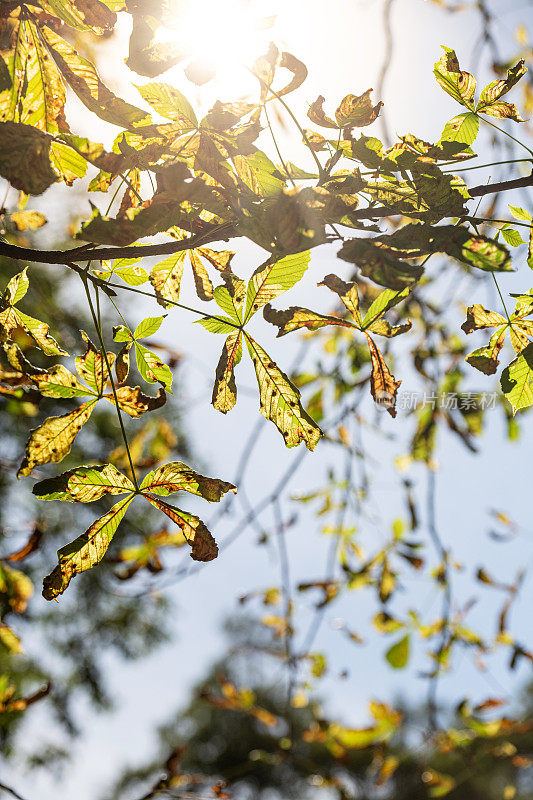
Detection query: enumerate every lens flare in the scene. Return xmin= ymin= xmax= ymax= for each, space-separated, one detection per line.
xmin=157 ymin=0 xmax=271 ymax=87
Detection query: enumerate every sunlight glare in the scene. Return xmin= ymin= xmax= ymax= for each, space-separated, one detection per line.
xmin=162 ymin=0 xmax=270 ymax=79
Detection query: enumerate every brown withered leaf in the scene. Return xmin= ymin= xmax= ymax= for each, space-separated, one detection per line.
xmin=335 ymin=90 xmax=383 ymax=130
xmin=461 ymin=304 xmax=506 ymax=334
xmin=307 ymin=96 xmax=337 ymax=129
xmin=263 ymin=304 xmax=350 ymax=336
xmin=105 ymin=386 xmax=166 ymax=417
xmin=364 ymin=332 xmax=401 ymax=417
xmin=5 ymin=525 xmax=43 ymax=563
xmin=143 ymin=496 xmax=218 ymax=561
xmin=277 ymin=52 xmax=308 ymax=97
xmin=212 ymin=330 xmax=242 ymax=413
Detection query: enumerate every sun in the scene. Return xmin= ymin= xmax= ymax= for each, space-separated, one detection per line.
xmin=158 ymin=0 xmax=273 ymax=89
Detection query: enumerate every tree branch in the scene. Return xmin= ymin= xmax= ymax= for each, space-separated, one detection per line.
xmin=468 ymin=170 xmax=533 ymax=197
xmin=0 ymin=174 xmax=531 ymax=267
xmin=0 ymin=222 xmax=237 ymax=266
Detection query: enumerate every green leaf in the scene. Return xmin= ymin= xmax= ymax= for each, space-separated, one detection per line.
xmin=112 ymin=325 xmax=133 ymax=343
xmin=17 ymin=400 xmax=98 ymax=477
xmin=150 ymin=252 xmax=186 ymax=308
xmin=245 ymin=251 xmax=311 ymax=321
xmin=197 ymin=316 xmax=238 ymax=334
xmin=501 ymin=342 xmax=533 ymax=414
xmin=361 ymin=288 xmax=410 ymax=329
xmin=134 ymin=316 xmax=165 ymax=339
xmin=501 ymin=227 xmax=525 ymax=248
xmin=42 ymin=495 xmax=134 ymax=599
xmin=385 ymin=634 xmax=410 ymax=669
xmin=245 ymin=334 xmax=322 ymax=450
xmin=213 ymin=275 xmax=246 ymax=324
xmin=433 ymin=46 xmax=476 ymax=109
xmin=95 ymin=259 xmax=148 ymax=286
xmin=134 ymin=342 xmax=173 ymax=392
xmin=44 ymin=0 xmax=117 ymax=34
xmin=140 ymin=461 xmax=236 ymax=500
xmin=0 ymin=19 xmax=67 ymax=134
xmin=33 ymin=364 xmax=97 ymax=398
xmin=40 ymin=25 xmax=150 ymax=129
xmin=234 ymin=150 xmax=286 ymax=197
xmin=509 ymin=205 xmax=532 ymax=222
xmin=439 ymin=112 xmax=479 ymax=149
xmin=33 ymin=464 xmax=134 ymax=502
xmin=0 ymin=269 xmax=67 ymax=356
xmin=137 ymin=82 xmax=197 ymax=129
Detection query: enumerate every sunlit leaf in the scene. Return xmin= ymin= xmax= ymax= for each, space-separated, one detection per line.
xmin=40 ymin=26 xmax=150 ymax=129
xmin=0 ymin=268 xmax=67 ymax=356
xmin=212 ymin=330 xmax=242 ymax=413
xmin=143 ymin=495 xmax=218 ymax=562
xmin=440 ymin=112 xmax=479 ymax=149
xmin=434 ymin=46 xmax=476 ymax=109
xmin=501 ymin=342 xmax=533 ymax=414
xmin=42 ymin=495 xmax=134 ymax=599
xmin=140 ymin=461 xmax=235 ymax=500
xmin=105 ymin=385 xmax=167 ymax=417
xmin=477 ymin=60 xmax=527 ymax=122
xmin=245 ymin=251 xmax=311 ymax=321
xmin=18 ymin=400 xmax=97 ymax=477
xmin=137 ymin=82 xmax=197 ymax=129
xmin=33 ymin=464 xmax=134 ymax=502
xmin=150 ymin=252 xmax=187 ymax=308
xmin=245 ymin=334 xmax=322 ymax=449
xmin=364 ymin=332 xmax=401 ymax=417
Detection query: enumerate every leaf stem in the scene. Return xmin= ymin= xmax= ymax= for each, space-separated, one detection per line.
xmin=481 ymin=115 xmax=533 ymax=158
xmin=491 ymin=272 xmax=511 ymax=323
xmin=79 ymin=271 xmax=139 ymax=491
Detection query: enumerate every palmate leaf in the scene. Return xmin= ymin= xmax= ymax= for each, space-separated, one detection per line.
xmin=0 ymin=269 xmax=67 ymax=355
xmin=17 ymin=399 xmax=98 ymax=478
xmin=42 ymin=495 xmax=134 ymax=600
xmin=245 ymin=334 xmax=322 ymax=450
xmin=75 ymin=331 xmax=114 ymax=392
xmin=112 ymin=320 xmax=173 ymax=392
xmin=36 ymin=458 xmax=235 ymax=597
